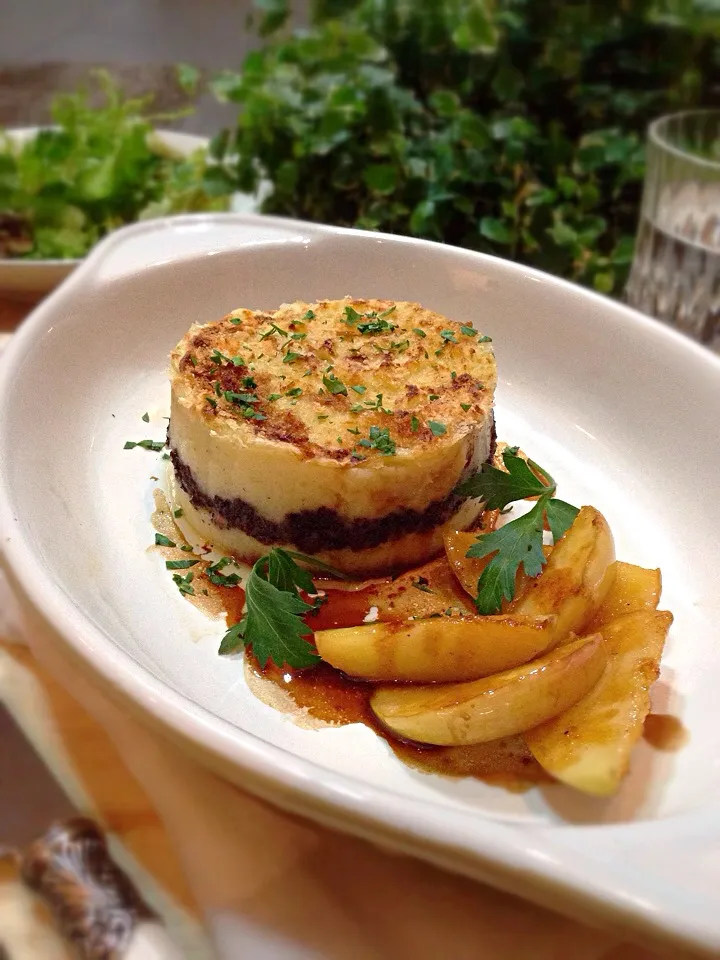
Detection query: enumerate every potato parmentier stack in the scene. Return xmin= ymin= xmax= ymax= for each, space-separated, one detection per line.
xmin=168 ymin=297 xmax=496 ymax=575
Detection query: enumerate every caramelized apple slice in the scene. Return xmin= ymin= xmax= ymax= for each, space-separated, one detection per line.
xmin=370 ymin=634 xmax=606 ymax=746
xmin=315 ymin=614 xmax=561 ymax=683
xmin=525 ymin=610 xmax=672 ymax=796
xmin=587 ymin=561 xmax=661 ymax=629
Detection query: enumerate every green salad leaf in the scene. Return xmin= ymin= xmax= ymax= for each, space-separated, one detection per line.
xmin=0 ymin=69 xmax=232 ymax=261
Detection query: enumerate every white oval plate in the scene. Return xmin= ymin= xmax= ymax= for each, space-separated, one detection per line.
xmin=1 ymin=214 xmax=719 ymax=957
xmin=0 ymin=129 xmax=258 ymax=298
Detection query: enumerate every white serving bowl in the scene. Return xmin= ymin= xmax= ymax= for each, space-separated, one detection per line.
xmin=1 ymin=213 xmax=719 ymax=956
xmin=0 ymin=128 xmax=256 ymax=298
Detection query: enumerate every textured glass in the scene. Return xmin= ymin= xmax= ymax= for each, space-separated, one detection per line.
xmin=626 ymin=110 xmax=720 ymax=350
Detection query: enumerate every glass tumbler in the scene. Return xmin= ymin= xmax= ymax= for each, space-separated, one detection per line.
xmin=625 ymin=110 xmax=720 ymax=349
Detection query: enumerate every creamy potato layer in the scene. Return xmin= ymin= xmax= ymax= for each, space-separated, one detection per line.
xmin=168 ymin=297 xmax=496 ymax=576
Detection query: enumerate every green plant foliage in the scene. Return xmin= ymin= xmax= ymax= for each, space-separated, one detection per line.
xmin=213 ymin=0 xmax=719 ymax=294
xmin=0 ymin=70 xmax=232 ymax=260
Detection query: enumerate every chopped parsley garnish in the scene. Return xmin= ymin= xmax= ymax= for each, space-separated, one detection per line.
xmin=141 ymin=412 xmax=150 ymax=422
xmin=347 ymin=427 xmax=360 ymax=435
xmin=350 ymin=403 xmax=365 ymax=413
xmin=229 ymin=316 xmax=243 ymax=325
xmin=215 ymin=387 xmax=265 ymax=421
xmin=162 ymin=453 xmax=170 ymax=460
xmin=286 ymin=387 xmax=303 ymax=397
xmin=290 ymin=332 xmax=307 ymax=341
xmin=259 ymin=322 xmax=288 ymax=340
xmin=322 ymin=373 xmax=348 ymax=396
xmin=180 ymin=544 xmax=194 ymax=552
xmin=218 ymin=548 xmax=345 ymax=667
xmin=189 ymin=354 xmax=198 ymax=366
xmin=210 ymin=349 xmax=244 ymax=366
xmin=206 ymin=557 xmax=242 ymax=588
xmin=155 ymin=533 xmax=176 ymax=547
xmin=364 ymin=393 xmax=392 ymax=414
xmin=412 ymin=576 xmax=433 ymax=593
xmin=214 ymin=381 xmax=222 ymax=396
xmin=268 ymin=393 xmax=282 ymax=401
xmin=344 ymin=304 xmax=396 ymax=328
xmin=478 ymin=335 xmax=493 ymax=343
xmin=173 ymin=572 xmax=195 ymax=596
xmin=165 ymin=559 xmax=200 ymax=570
xmin=350 ymin=451 xmax=367 ymax=461
xmin=391 ymin=339 xmax=410 ymax=352
xmin=357 ymin=317 xmax=396 ymax=335
xmin=428 ymin=420 xmax=447 ymax=436
xmin=173 ymin=508 xmax=183 ymax=518
xmin=461 ymin=402 xmax=472 ymax=412
xmin=124 ymin=439 xmax=165 ymax=451
xmin=410 ymin=415 xmax=419 ymax=432
xmin=317 ymin=414 xmax=329 ymax=420
xmin=428 ymin=393 xmax=439 ymax=401
xmin=351 ymin=384 xmax=367 ymax=394
xmin=303 ymin=309 xmax=315 ymax=320
xmin=206 ymin=396 xmax=218 ymax=409
xmin=283 ymin=351 xmax=303 ymax=364
xmin=224 ymin=391 xmax=259 ymax=405
xmin=457 ymin=448 xmax=579 ymax=614
xmin=460 ymin=325 xmax=477 ymax=337
xmin=440 ymin=329 xmax=458 ymax=344
xmin=357 ymin=425 xmax=396 ymax=456
xmin=413 ymin=328 xmax=426 ymax=338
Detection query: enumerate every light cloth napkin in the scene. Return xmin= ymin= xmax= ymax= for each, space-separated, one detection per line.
xmin=15 ymin=625 xmax=662 ymax=960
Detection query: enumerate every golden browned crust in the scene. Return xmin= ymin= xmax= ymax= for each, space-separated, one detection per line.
xmin=170 ymin=297 xmax=496 ymax=463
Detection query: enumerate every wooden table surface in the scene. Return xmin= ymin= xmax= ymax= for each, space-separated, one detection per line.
xmin=0 ymin=298 xmax=35 ymax=333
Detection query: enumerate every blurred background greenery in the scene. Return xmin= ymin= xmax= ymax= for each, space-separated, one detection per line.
xmin=1 ymin=0 xmax=718 ymax=293
xmin=212 ymin=0 xmax=720 ymax=295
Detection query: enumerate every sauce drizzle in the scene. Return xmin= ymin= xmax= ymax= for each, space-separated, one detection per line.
xmin=643 ymin=713 xmax=688 ymax=752
xmin=242 ymin=580 xmax=550 ymax=791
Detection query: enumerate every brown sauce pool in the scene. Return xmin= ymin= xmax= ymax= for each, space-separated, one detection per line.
xmin=643 ymin=713 xmax=688 ymax=752
xmin=236 ymin=587 xmax=550 ymax=792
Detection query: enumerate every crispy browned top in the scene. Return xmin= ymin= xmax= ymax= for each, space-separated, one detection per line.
xmin=170 ymin=297 xmax=496 ymax=462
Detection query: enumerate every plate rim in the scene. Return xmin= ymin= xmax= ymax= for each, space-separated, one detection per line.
xmin=2 ymin=212 xmax=720 ymax=957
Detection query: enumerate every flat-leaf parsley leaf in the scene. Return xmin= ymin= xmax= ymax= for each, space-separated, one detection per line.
xmin=460 ymin=449 xmax=579 ymax=614
xmin=217 ymin=549 xmax=346 ymax=667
